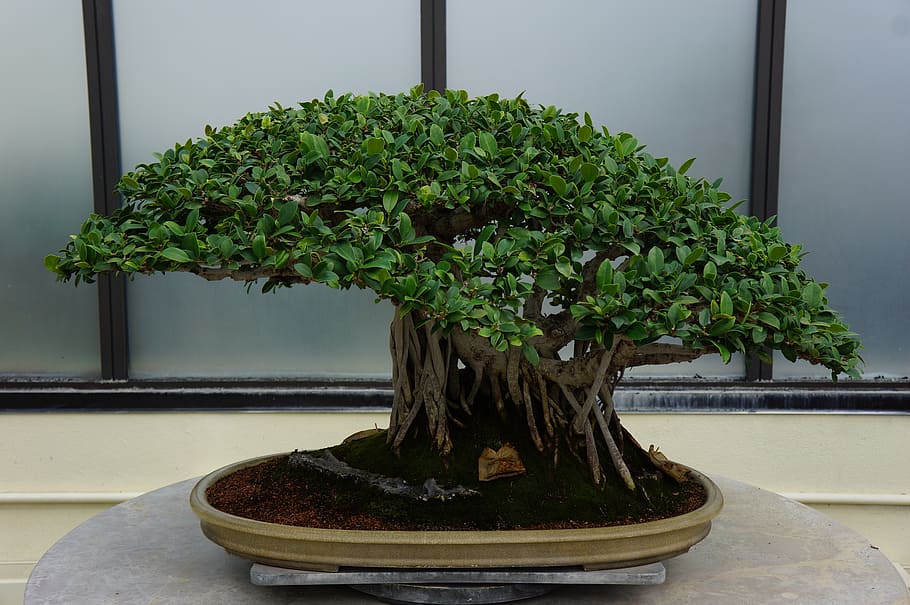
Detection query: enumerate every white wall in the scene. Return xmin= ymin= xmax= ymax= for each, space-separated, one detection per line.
xmin=2 ymin=411 xmax=908 ymax=604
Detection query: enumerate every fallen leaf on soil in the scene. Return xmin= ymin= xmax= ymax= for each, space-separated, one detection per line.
xmin=647 ymin=445 xmax=691 ymax=483
xmin=478 ymin=444 xmax=526 ymax=482
xmin=342 ymin=427 xmax=385 ymax=444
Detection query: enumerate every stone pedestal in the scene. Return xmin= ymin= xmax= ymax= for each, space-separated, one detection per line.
xmin=250 ymin=562 xmax=666 ymax=603
xmin=25 ymin=475 xmax=910 ymax=604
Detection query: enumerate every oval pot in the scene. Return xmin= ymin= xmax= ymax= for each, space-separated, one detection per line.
xmin=190 ymin=453 xmax=723 ymax=571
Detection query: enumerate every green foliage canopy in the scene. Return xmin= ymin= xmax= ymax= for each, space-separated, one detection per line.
xmin=47 ymin=87 xmax=861 ymax=377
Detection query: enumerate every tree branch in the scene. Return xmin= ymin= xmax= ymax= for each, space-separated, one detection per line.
xmin=185 ymin=265 xmax=306 ymax=283
xmin=630 ymin=343 xmax=705 ymax=367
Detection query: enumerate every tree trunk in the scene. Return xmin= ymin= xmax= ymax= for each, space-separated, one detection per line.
xmin=386 ymin=308 xmax=641 ymax=489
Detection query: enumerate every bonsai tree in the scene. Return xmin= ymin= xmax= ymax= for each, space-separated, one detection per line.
xmin=48 ymin=87 xmax=861 ymax=492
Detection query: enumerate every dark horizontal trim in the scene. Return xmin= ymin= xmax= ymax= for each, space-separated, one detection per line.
xmin=1 ymin=380 xmax=907 ymax=413
xmin=0 ymin=380 xmax=392 ymax=412
xmin=613 ymin=384 xmax=910 ymax=412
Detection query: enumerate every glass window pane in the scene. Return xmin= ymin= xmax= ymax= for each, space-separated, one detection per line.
xmin=775 ymin=0 xmax=910 ymax=379
xmin=0 ymin=1 xmax=100 ymax=377
xmin=112 ymin=0 xmax=419 ymax=378
xmin=448 ymin=0 xmax=758 ymax=378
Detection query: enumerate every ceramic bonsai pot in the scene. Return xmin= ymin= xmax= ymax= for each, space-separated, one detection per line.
xmin=190 ymin=453 xmax=723 ymax=572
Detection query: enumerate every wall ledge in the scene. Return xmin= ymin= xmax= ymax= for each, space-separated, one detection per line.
xmin=3 ymin=491 xmax=909 ymax=507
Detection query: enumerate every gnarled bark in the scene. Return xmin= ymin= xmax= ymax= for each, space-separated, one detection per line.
xmin=386 ymin=307 xmax=665 ymax=489
xmin=184 ymin=256 xmax=707 ymax=490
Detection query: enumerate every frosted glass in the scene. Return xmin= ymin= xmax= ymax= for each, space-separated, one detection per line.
xmin=449 ymin=0 xmax=758 ymax=378
xmin=113 ymin=0 xmax=419 ymax=377
xmin=775 ymin=0 xmax=910 ymax=379
xmin=0 ymin=1 xmax=100 ymax=377
xmin=128 ymin=275 xmax=393 ymax=378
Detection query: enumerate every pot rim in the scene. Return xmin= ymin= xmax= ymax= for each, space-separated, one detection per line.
xmin=190 ymin=452 xmax=724 ymax=544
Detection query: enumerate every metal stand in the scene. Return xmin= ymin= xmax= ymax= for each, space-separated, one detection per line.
xmin=251 ymin=562 xmax=666 ymax=604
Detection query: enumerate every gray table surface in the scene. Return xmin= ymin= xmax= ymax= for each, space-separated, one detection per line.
xmin=25 ymin=474 xmax=910 ymax=604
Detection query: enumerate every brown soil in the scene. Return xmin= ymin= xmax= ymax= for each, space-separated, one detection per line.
xmin=206 ymin=454 xmax=708 ymax=531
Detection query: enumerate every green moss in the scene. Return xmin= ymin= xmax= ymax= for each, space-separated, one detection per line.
xmin=319 ymin=409 xmax=704 ymax=530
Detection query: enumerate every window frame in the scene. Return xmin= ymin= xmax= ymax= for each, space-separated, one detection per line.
xmin=3 ymin=0 xmax=907 ymax=412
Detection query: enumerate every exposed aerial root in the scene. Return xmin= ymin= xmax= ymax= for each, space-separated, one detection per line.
xmin=388 ymin=311 xmax=647 ymax=490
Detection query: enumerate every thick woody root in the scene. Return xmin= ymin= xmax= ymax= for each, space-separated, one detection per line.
xmin=388 ymin=310 xmax=454 ymax=456
xmin=388 ymin=311 xmax=643 ymax=490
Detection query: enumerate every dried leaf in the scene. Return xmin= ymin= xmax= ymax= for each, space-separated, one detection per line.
xmin=342 ymin=427 xmax=384 ymax=444
xmin=647 ymin=445 xmax=690 ymax=483
xmin=478 ymin=443 xmax=526 ymax=482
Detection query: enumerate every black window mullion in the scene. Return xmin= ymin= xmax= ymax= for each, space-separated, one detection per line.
xmin=747 ymin=0 xmax=787 ymax=382
xmin=421 ymin=0 xmax=446 ymax=93
xmin=82 ymin=0 xmax=129 ymax=380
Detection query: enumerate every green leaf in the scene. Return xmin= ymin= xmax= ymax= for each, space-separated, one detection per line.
xmin=757 ymin=312 xmax=781 ymax=330
xmin=252 ymin=234 xmax=268 ymax=260
xmin=332 ymin=242 xmax=358 ymax=264
xmin=549 ymin=174 xmax=567 ymax=197
xmin=768 ymin=245 xmax=788 ymax=262
xmin=44 ymin=254 xmax=59 ymax=273
xmin=460 ymin=132 xmax=476 ymax=151
xmin=802 ymin=282 xmax=824 ymax=307
xmin=185 ymin=208 xmax=200 ymax=230
xmin=161 ymin=247 xmax=191 ymax=263
xmin=474 ymin=224 xmax=496 ymax=256
xmin=625 ymin=323 xmax=649 ymax=341
xmin=120 ymin=175 xmax=139 ymax=190
xmin=164 ymin=221 xmax=185 ymax=236
xmin=574 ymin=324 xmax=598 ymax=341
xmin=218 ymin=237 xmax=236 ymax=258
xmin=362 ymin=252 xmax=395 ymax=271
xmin=677 ymin=157 xmax=696 ymax=175
xmin=595 ymin=259 xmax=613 ymax=291
xmin=535 ymin=268 xmax=561 ymax=290
xmin=555 ymin=258 xmax=573 ymax=278
xmin=277 ymin=201 xmax=298 ymax=225
xmin=398 ymin=212 xmax=416 ymax=243
xmin=293 ymin=263 xmax=313 ymax=278
xmin=481 ymin=240 xmax=496 ymax=259
xmin=580 ymin=162 xmax=599 ymax=182
xmin=684 ymin=246 xmax=705 ymax=266
xmin=577 ymin=124 xmax=593 ymax=143
xmin=382 ymin=190 xmax=399 ymax=214
xmin=720 ymin=291 xmax=734 ymax=316
xmin=429 ymin=124 xmax=444 ymax=146
xmin=676 ymin=173 xmax=687 ymax=193
xmin=703 ymin=261 xmax=717 ymax=282
xmin=522 ymin=343 xmax=540 ymax=367
xmin=647 ymin=247 xmax=665 ymax=274
xmin=181 ymin=232 xmax=200 ymax=258
xmin=675 ymin=245 xmax=692 ymax=265
xmin=709 ymin=317 xmax=735 ymax=336
xmin=714 ymin=341 xmax=732 ymax=363
xmin=478 ymin=132 xmax=498 ymax=158
xmin=390 ymin=158 xmax=405 ymax=181
xmin=510 ymin=123 xmax=524 ymax=143
xmin=667 ymin=303 xmax=682 ymax=326
xmin=311 ymin=134 xmax=330 ymax=159
xmin=365 ymin=137 xmax=385 ymax=155
xmin=622 ymin=241 xmax=640 ymax=255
